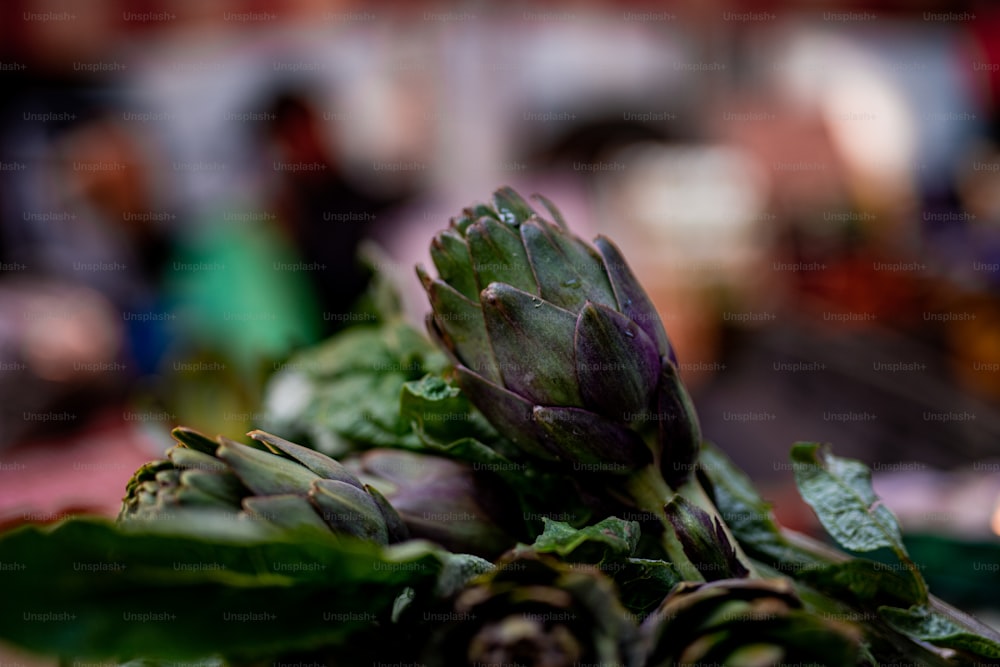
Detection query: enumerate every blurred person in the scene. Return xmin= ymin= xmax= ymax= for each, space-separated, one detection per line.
xmin=148 ymin=86 xmax=420 ymax=435
xmin=51 ymin=114 xmax=173 ymax=371
xmin=0 ymin=109 xmax=172 ymax=446
xmin=262 ymin=88 xmax=415 ymax=335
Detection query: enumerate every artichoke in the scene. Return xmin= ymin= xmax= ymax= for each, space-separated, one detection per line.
xmin=418 ymin=187 xmax=699 ymax=483
xmin=119 ymin=427 xmax=407 ymax=545
xmin=665 ymin=494 xmax=748 ymax=582
xmin=423 ymin=553 xmax=637 ymax=667
xmin=638 ymin=578 xmax=861 ymax=666
xmin=346 ymin=448 xmax=522 ymax=559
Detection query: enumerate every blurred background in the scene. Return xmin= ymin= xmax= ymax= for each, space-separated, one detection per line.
xmin=1 ymin=0 xmax=1000 ymax=645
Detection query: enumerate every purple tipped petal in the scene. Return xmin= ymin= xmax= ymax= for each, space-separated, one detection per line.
xmin=309 ymin=479 xmax=389 ymax=545
xmin=593 ymin=235 xmax=672 ymax=360
xmin=417 ymin=265 xmax=501 ymax=384
xmin=520 ymin=219 xmax=618 ymax=312
xmin=430 ymin=229 xmax=478 ymax=300
xmin=365 ymin=484 xmax=410 ymax=544
xmin=170 ymin=427 xmax=219 ymax=455
xmin=466 ymin=218 xmax=538 ymax=295
xmin=665 ymin=494 xmax=748 ymax=581
xmin=242 ymin=494 xmax=331 ymax=533
xmin=530 ymin=193 xmax=568 ymax=230
xmin=492 ymin=186 xmax=537 ymax=226
xmin=424 ymin=313 xmax=460 ymax=367
xmin=656 ymin=361 xmax=702 ymax=488
xmin=532 ymin=405 xmax=652 ymax=472
xmin=359 ymin=449 xmax=442 ymax=485
xmin=453 ymin=203 xmax=499 ymax=234
xmin=574 ymin=301 xmax=661 ymax=419
xmin=480 ymin=283 xmax=583 ymax=408
xmin=455 ymin=365 xmax=561 ymax=461
xmin=217 ymin=441 xmax=319 ymax=496
xmin=248 ymin=430 xmax=364 ymax=489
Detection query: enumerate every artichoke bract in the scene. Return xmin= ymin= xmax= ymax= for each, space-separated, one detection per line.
xmin=419 ymin=187 xmax=700 ymax=482
xmin=424 ymin=553 xmax=637 ymax=667
xmin=639 ymin=578 xmax=861 ymax=667
xmin=346 ymin=448 xmax=521 ymax=559
xmin=119 ymin=427 xmax=407 ymax=546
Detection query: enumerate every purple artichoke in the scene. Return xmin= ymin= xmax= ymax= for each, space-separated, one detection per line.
xmin=346 ymin=448 xmax=522 ymax=559
xmin=423 ymin=553 xmax=637 ymax=667
xmin=638 ymin=578 xmax=861 ymax=666
xmin=418 ymin=187 xmax=700 ymax=482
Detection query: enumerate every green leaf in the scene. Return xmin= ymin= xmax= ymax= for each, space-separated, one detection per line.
xmin=527 ymin=517 xmax=640 ymax=563
xmin=514 ymin=517 xmax=673 ymax=618
xmin=799 ymin=559 xmax=926 ymax=608
xmin=262 ymin=321 xmax=445 ymax=456
xmin=614 ymin=558 xmax=683 ymax=619
xmin=400 ymin=374 xmax=498 ymax=445
xmin=880 ymin=605 xmax=1000 ymax=661
xmin=704 ymin=444 xmax=934 ymax=615
xmin=790 ymin=443 xmax=904 ymax=555
xmin=699 ymin=443 xmax=814 ymax=571
xmin=0 ymin=517 xmax=444 ymax=661
xmin=789 ymin=443 xmax=927 ymax=601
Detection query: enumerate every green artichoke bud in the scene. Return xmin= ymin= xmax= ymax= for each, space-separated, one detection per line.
xmin=665 ymin=494 xmax=748 ymax=581
xmin=424 ymin=553 xmax=637 ymax=667
xmin=639 ymin=578 xmax=861 ymax=667
xmin=419 ymin=187 xmax=699 ymax=482
xmin=346 ymin=448 xmax=522 ymax=559
xmin=119 ymin=427 xmax=408 ymax=545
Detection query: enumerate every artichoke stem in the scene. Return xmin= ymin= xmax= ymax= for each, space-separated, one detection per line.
xmin=624 ymin=464 xmax=705 ymax=582
xmin=624 ymin=463 xmax=761 ymax=581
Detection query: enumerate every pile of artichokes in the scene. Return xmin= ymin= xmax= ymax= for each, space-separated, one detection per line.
xmin=2 ymin=187 xmax=998 ymax=667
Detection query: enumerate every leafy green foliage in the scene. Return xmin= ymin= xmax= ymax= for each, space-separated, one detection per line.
xmin=528 ymin=516 xmax=640 ymax=562
xmin=790 ymin=443 xmax=927 ymax=602
xmin=516 ymin=517 xmax=682 ymax=617
xmin=799 ymin=559 xmax=926 ymax=608
xmin=400 ymin=374 xmax=503 ymax=447
xmin=704 ymin=441 xmax=1000 ymax=665
xmin=880 ymin=605 xmax=1000 ymax=662
xmin=6 ymin=185 xmax=1000 ymax=666
xmin=262 ymin=321 xmax=446 ymax=455
xmin=699 ymin=443 xmax=817 ymax=572
xmin=0 ymin=518 xmax=445 ymax=661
